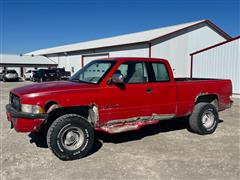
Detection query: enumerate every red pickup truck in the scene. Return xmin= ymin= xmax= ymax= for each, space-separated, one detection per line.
xmin=6 ymin=57 xmax=232 ymax=160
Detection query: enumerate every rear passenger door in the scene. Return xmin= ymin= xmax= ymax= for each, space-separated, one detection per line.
xmin=146 ymin=62 xmax=177 ymax=117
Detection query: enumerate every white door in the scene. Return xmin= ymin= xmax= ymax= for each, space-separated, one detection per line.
xmin=58 ymin=55 xmax=69 ymax=70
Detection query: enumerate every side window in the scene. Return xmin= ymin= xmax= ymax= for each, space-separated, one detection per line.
xmin=116 ymin=61 xmax=148 ymax=83
xmin=151 ymin=63 xmax=170 ymax=82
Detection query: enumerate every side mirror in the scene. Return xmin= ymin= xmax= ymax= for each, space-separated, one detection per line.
xmin=112 ymin=73 xmax=124 ymax=84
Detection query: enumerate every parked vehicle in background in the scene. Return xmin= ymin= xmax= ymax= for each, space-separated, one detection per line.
xmin=0 ymin=69 xmax=19 ymax=82
xmin=52 ymin=68 xmax=71 ymax=80
xmin=30 ymin=70 xmax=37 ymax=81
xmin=6 ymin=57 xmax=233 ymax=160
xmin=32 ymin=69 xmax=58 ymax=82
xmin=31 ymin=70 xmax=37 ymax=81
xmin=24 ymin=70 xmax=36 ymax=80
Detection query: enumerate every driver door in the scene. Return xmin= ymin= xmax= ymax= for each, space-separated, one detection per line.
xmin=99 ymin=61 xmax=151 ymax=124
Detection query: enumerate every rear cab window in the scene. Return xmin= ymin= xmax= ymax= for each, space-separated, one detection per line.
xmin=149 ymin=62 xmax=170 ymax=82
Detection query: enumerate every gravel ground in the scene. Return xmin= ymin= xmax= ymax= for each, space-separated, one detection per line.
xmin=0 ymin=81 xmax=239 ymax=180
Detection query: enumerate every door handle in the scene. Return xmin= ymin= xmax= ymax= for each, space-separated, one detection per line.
xmin=145 ymin=88 xmax=153 ymax=93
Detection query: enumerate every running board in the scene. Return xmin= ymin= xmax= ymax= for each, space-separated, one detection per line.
xmin=96 ymin=114 xmax=175 ymax=134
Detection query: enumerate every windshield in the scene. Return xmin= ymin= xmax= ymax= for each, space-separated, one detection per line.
xmin=70 ymin=60 xmax=115 ymax=84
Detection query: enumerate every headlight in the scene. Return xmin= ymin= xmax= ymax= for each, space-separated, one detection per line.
xmin=21 ymin=104 xmax=43 ymax=114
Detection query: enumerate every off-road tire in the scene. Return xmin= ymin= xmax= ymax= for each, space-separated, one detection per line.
xmin=47 ymin=114 xmax=94 ymax=161
xmin=189 ymin=103 xmax=219 ymax=135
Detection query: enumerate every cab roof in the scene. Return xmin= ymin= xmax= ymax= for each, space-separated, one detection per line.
xmin=99 ymin=57 xmax=169 ymax=63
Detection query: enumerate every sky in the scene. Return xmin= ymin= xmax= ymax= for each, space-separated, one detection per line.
xmin=0 ymin=0 xmax=239 ymax=54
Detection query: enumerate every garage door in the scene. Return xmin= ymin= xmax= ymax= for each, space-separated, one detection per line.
xmin=58 ymin=55 xmax=69 ymax=70
xmin=82 ymin=54 xmax=109 ymax=68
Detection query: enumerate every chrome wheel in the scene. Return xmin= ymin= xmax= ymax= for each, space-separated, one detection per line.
xmin=201 ymin=110 xmax=215 ymax=129
xmin=60 ymin=127 xmax=85 ymax=151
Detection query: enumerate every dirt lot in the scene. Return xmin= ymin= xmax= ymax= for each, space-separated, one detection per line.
xmin=0 ymin=81 xmax=239 ymax=180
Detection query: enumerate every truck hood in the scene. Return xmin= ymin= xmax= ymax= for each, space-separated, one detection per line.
xmin=11 ymin=81 xmax=97 ymax=96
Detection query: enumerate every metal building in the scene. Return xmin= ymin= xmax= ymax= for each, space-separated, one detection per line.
xmin=27 ymin=20 xmax=231 ymax=77
xmin=191 ymin=36 xmax=240 ymax=95
xmin=0 ymin=54 xmax=57 ymax=77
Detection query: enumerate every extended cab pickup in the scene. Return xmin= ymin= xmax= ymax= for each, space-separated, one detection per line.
xmin=6 ymin=57 xmax=233 ymax=160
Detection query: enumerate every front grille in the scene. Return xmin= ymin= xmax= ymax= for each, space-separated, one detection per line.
xmin=10 ymin=93 xmax=21 ymax=111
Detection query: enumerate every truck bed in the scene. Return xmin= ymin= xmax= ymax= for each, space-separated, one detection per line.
xmin=174 ymin=78 xmax=232 ymax=116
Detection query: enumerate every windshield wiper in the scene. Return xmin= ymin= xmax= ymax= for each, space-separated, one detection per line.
xmin=70 ymin=79 xmax=86 ymax=83
xmin=69 ymin=79 xmax=95 ymax=84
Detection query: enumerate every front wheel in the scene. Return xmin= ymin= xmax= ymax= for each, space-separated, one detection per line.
xmin=189 ymin=103 xmax=219 ymax=135
xmin=47 ymin=114 xmax=94 ymax=161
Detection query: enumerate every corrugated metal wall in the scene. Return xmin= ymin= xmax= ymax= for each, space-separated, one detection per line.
xmin=97 ymin=43 xmax=149 ymax=58
xmin=192 ymin=38 xmax=239 ymax=94
xmin=151 ymin=25 xmax=226 ymax=77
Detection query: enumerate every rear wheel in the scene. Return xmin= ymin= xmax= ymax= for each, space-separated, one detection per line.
xmin=189 ymin=103 xmax=219 ymax=135
xmin=47 ymin=114 xmax=94 ymax=161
